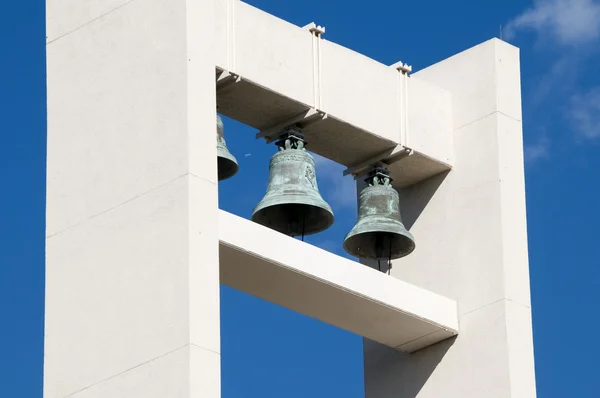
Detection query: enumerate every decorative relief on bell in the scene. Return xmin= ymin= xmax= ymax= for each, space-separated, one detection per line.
xmin=305 ymin=167 xmax=316 ymax=188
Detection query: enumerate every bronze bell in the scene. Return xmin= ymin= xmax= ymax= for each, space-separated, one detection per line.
xmin=217 ymin=114 xmax=239 ymax=181
xmin=252 ymin=126 xmax=334 ymax=237
xmin=344 ymin=165 xmax=415 ymax=260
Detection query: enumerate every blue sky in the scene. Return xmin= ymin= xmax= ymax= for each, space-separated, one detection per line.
xmin=1 ymin=0 xmax=600 ymax=396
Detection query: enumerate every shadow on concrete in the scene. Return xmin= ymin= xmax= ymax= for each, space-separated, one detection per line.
xmin=399 ymin=170 xmax=450 ymax=230
xmin=363 ymin=335 xmax=456 ymax=398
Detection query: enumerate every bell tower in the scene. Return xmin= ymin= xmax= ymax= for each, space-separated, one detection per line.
xmin=44 ymin=0 xmax=536 ymax=397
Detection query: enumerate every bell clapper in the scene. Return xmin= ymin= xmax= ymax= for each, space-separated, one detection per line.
xmin=374 ymin=232 xmax=394 ymax=274
xmin=301 ymin=208 xmax=306 ymax=241
xmin=387 ymin=234 xmax=393 ymax=275
xmin=288 ymin=208 xmax=307 ymax=241
xmin=375 ymin=233 xmax=385 ymax=272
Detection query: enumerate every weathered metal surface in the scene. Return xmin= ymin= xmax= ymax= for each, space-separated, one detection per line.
xmin=252 ymin=127 xmax=334 ymax=237
xmin=344 ymin=165 xmax=415 ymax=260
xmin=217 ymin=114 xmax=239 ymax=181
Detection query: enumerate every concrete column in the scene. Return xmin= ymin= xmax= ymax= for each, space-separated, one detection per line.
xmin=44 ymin=0 xmax=220 ymax=396
xmin=363 ymin=39 xmax=536 ymax=398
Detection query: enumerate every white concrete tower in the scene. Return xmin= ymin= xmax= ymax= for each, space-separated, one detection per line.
xmin=44 ymin=1 xmax=536 ymax=397
xmin=363 ymin=40 xmax=537 ymax=398
xmin=45 ymin=0 xmax=220 ymax=396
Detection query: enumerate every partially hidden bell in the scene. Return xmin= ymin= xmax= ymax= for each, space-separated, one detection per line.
xmin=217 ymin=114 xmax=239 ymax=181
xmin=344 ymin=165 xmax=415 ymax=260
xmin=252 ymin=126 xmax=334 ymax=237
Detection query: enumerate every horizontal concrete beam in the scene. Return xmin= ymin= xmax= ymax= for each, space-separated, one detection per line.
xmin=214 ymin=1 xmax=453 ymax=188
xmin=218 ymin=211 xmax=459 ymax=352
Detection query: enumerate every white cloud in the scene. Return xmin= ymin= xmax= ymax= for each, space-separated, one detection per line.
xmin=524 ymin=135 xmax=550 ymax=163
xmin=505 ymin=0 xmax=600 ymax=46
xmin=568 ymin=87 xmax=600 ymax=139
xmin=312 ymin=153 xmax=357 ymax=209
xmin=505 ymin=0 xmax=600 ymax=150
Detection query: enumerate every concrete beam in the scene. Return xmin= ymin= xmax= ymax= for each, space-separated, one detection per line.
xmin=214 ymin=1 xmax=453 ymax=188
xmin=218 ymin=211 xmax=459 ymax=352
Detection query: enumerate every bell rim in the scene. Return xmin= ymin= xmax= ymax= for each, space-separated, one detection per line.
xmin=252 ymin=193 xmax=333 ymax=215
xmin=217 ymin=155 xmax=239 ymax=181
xmin=343 ymin=220 xmax=415 ymax=260
xmin=343 ymin=233 xmax=415 ymax=260
xmin=251 ymin=202 xmax=335 ymax=236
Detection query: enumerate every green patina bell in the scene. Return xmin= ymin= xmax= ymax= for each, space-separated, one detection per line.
xmin=252 ymin=127 xmax=334 ymax=237
xmin=217 ymin=114 xmax=239 ymax=181
xmin=344 ymin=165 xmax=415 ymax=260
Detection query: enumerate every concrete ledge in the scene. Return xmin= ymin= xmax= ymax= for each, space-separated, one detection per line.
xmin=214 ymin=1 xmax=453 ymax=188
xmin=218 ymin=210 xmax=459 ymax=352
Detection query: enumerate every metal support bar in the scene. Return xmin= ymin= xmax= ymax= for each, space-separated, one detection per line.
xmin=256 ymin=108 xmax=328 ymax=143
xmin=344 ymin=146 xmax=413 ymax=177
xmin=303 ymin=22 xmax=326 ymax=37
xmin=391 ymin=60 xmax=412 ymax=75
xmin=304 ymin=22 xmax=325 ymax=109
xmin=216 ymin=70 xmax=242 ymax=92
xmin=390 ymin=62 xmax=411 ymax=146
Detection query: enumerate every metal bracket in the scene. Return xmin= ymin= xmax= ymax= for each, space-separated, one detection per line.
xmin=216 ymin=70 xmax=242 ymax=92
xmin=390 ymin=61 xmax=412 ymax=75
xmin=343 ymin=146 xmax=413 ymax=178
xmin=391 ymin=61 xmax=411 ymax=145
xmin=304 ymin=22 xmax=325 ymax=109
xmin=303 ymin=22 xmax=326 ymax=37
xmin=256 ymin=108 xmax=328 ymax=143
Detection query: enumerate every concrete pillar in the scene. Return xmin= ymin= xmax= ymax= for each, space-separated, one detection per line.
xmin=44 ymin=0 xmax=220 ymax=396
xmin=363 ymin=39 xmax=537 ymax=398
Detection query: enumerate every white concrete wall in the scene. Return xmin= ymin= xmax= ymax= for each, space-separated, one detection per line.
xmin=45 ymin=0 xmax=220 ymax=396
xmin=407 ymin=76 xmax=454 ymax=165
xmin=363 ymin=39 xmax=536 ymax=398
